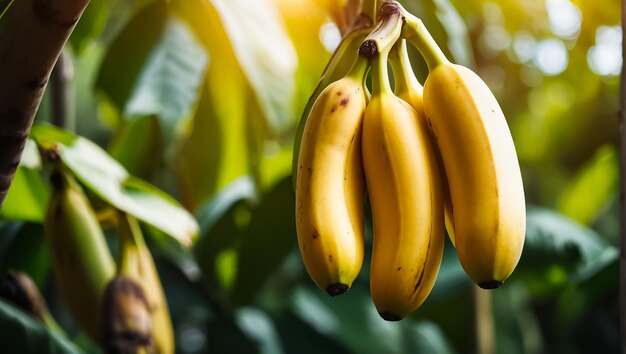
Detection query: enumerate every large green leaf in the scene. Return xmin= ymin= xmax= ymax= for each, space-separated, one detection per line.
xmin=96 ymin=0 xmax=166 ymax=116
xmin=194 ymin=177 xmax=256 ymax=288
xmin=108 ymin=115 xmax=162 ymax=181
xmin=513 ymin=207 xmax=618 ymax=293
xmin=558 ymin=144 xmax=619 ymax=225
xmin=236 ymin=307 xmax=284 ymax=354
xmin=0 ymin=222 xmax=49 ymax=287
xmin=30 ymin=124 xmax=198 ymax=247
xmin=123 ymin=16 xmax=209 ymax=144
xmin=0 ymin=299 xmax=84 ymax=354
xmin=68 ymin=0 xmax=110 ymax=54
xmin=174 ymin=0 xmax=255 ymax=211
xmin=97 ymin=0 xmax=208 ymax=147
xmin=290 ymin=285 xmax=456 ymax=354
xmin=231 ymin=176 xmax=296 ymax=305
xmin=209 ymin=0 xmax=297 ymax=133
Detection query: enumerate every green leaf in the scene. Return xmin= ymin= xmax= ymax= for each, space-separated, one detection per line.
xmin=68 ymin=0 xmax=110 ymax=54
xmin=30 ymin=124 xmax=198 ymax=247
xmin=275 ymin=310 xmax=351 ymax=354
xmin=209 ymin=0 xmax=297 ymax=133
xmin=514 ymin=207 xmax=618 ymax=292
xmin=231 ymin=176 xmax=295 ymax=305
xmin=0 ymin=299 xmax=84 ymax=354
xmin=108 ymin=115 xmax=162 ymax=180
xmin=236 ymin=307 xmax=284 ymax=354
xmin=96 ymin=0 xmax=167 ymax=114
xmin=195 ymin=176 xmax=257 ymax=234
xmin=123 ymin=16 xmax=209 ymax=144
xmin=0 ymin=222 xmax=50 ymax=287
xmin=0 ymin=166 xmax=49 ymax=222
xmin=194 ymin=177 xmax=256 ymax=288
xmin=290 ymin=285 xmax=456 ymax=354
xmin=558 ymin=144 xmax=619 ymax=225
xmin=402 ymin=321 xmax=457 ymax=354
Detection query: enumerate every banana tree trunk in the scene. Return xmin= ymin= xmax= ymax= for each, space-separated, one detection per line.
xmin=0 ymin=0 xmax=89 ymax=207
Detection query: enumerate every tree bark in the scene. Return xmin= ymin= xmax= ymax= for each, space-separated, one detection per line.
xmin=0 ymin=0 xmax=89 ymax=207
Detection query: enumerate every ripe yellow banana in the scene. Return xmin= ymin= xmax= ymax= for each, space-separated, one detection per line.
xmin=402 ymin=13 xmax=526 ymax=288
xmin=117 ymin=213 xmax=174 ymax=354
xmin=388 ymin=39 xmax=456 ymax=245
xmin=292 ymin=14 xmax=372 ymax=188
xmin=363 ymin=44 xmax=444 ymax=321
xmin=44 ymin=167 xmax=116 ymax=342
xmin=295 ymin=56 xmax=369 ymax=296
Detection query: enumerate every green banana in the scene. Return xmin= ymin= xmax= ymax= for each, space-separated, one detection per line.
xmin=44 ymin=167 xmax=116 ymax=342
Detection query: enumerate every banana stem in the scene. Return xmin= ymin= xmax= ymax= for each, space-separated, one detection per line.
xmin=361 ymin=0 xmax=378 ymax=22
xmin=370 ymin=50 xmax=392 ymax=95
xmin=118 ymin=213 xmax=146 ymax=276
xmin=473 ymin=285 xmax=495 ymax=354
xmin=358 ymin=1 xmax=403 ymax=60
xmin=388 ymin=39 xmax=423 ymax=96
xmin=401 ymin=11 xmax=448 ymax=70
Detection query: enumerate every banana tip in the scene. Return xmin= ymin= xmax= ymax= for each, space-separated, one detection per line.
xmin=379 ymin=312 xmax=403 ymax=322
xmin=478 ymin=280 xmax=502 ymax=290
xmin=325 ymin=283 xmax=349 ymax=297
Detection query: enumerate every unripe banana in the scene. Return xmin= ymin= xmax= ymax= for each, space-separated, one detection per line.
xmin=363 ymin=48 xmax=444 ymax=321
xmin=295 ymin=57 xmax=369 ymax=296
xmin=44 ymin=167 xmax=116 ymax=342
xmin=292 ymin=15 xmax=372 ymax=188
xmin=117 ymin=213 xmax=174 ymax=354
xmin=423 ymin=61 xmax=525 ymax=289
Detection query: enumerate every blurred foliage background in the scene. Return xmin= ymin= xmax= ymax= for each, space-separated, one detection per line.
xmin=0 ymin=0 xmax=621 ymax=353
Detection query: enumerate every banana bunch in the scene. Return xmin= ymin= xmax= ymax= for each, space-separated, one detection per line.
xmin=294 ymin=0 xmax=525 ymax=320
xmin=43 ymin=162 xmax=174 ymax=352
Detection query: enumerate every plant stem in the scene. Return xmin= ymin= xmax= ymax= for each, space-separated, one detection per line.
xmin=50 ymin=49 xmax=75 ymax=132
xmin=0 ymin=0 xmax=90 ymax=207
xmin=401 ymin=11 xmax=448 ymax=70
xmin=473 ymin=285 xmax=495 ymax=354
xmin=388 ymin=39 xmax=423 ymax=96
xmin=358 ymin=1 xmax=403 ymax=60
xmin=361 ymin=0 xmax=378 ymax=22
